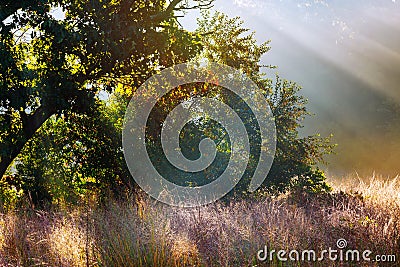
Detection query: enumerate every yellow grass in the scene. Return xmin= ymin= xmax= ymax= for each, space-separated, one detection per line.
xmin=0 ymin=174 xmax=398 ymax=266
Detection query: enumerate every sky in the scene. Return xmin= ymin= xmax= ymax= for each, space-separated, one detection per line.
xmin=180 ymin=0 xmax=400 ymax=176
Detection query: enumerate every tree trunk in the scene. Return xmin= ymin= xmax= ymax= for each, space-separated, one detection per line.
xmin=0 ymin=106 xmax=55 ymax=178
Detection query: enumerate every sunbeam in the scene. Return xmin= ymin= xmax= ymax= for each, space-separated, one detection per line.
xmin=180 ymin=0 xmax=400 ymax=175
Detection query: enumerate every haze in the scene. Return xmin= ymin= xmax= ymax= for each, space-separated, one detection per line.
xmin=181 ymin=0 xmax=400 ymax=176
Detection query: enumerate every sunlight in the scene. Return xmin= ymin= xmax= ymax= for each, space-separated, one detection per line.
xmin=179 ymin=0 xmax=400 ymax=174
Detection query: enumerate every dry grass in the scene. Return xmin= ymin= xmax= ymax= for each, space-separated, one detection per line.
xmin=0 ymin=174 xmax=399 ymax=266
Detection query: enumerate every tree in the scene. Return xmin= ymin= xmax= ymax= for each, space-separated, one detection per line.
xmin=12 ymin=100 xmax=130 ymax=207
xmin=116 ymin=11 xmax=334 ymax=196
xmin=196 ymin=12 xmax=334 ymax=194
xmin=141 ymin=12 xmax=334 ymax=195
xmin=0 ymin=0 xmax=211 ymax=178
xmin=5 ymin=8 xmax=334 ymax=206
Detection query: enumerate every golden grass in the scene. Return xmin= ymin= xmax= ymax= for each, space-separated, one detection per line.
xmin=327 ymin=173 xmax=400 ymax=207
xmin=0 ymin=174 xmax=398 ymax=266
xmin=47 ymin=216 xmax=91 ymax=266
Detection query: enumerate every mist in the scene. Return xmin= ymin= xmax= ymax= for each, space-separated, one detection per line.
xmin=181 ymin=0 xmax=400 ymax=176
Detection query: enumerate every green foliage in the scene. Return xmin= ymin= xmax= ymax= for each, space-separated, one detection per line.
xmin=263 ymin=77 xmax=334 ymax=194
xmin=172 ymin=12 xmax=334 ymax=195
xmin=0 ymin=0 xmax=207 ymax=178
xmin=0 ymin=175 xmax=23 ymax=212
xmin=12 ymin=100 xmax=130 ymax=207
xmin=196 ymin=11 xmax=272 ymax=77
xmin=2 ymin=5 xmax=335 ymax=207
xmin=0 ymin=0 xmax=211 ymax=206
xmin=132 ymin=11 xmax=334 ymax=199
xmin=124 ymin=11 xmax=334 ymax=197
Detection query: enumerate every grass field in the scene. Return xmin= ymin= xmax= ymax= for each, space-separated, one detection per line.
xmin=0 ymin=174 xmax=399 ymax=266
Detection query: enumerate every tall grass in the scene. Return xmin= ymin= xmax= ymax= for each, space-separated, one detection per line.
xmin=0 ymin=174 xmax=399 ymax=266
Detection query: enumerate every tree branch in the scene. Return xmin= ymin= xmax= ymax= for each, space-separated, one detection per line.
xmin=177 ymin=1 xmax=214 ymax=11
xmin=150 ymin=0 xmax=182 ymax=24
xmin=150 ymin=0 xmax=214 ymax=24
xmin=0 ymin=105 xmax=56 ymax=178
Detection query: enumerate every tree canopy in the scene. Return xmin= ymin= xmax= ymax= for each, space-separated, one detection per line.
xmin=1 ymin=2 xmax=334 ymax=208
xmin=0 ymin=0 xmax=211 ymax=178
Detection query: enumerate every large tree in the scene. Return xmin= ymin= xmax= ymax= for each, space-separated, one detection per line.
xmin=0 ymin=0 xmax=211 ymax=177
xmin=196 ymin=12 xmax=334 ymax=193
xmin=130 ymin=12 xmax=334 ymax=195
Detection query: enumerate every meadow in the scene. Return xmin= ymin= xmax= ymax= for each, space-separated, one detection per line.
xmin=1 ymin=174 xmax=398 ymax=267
